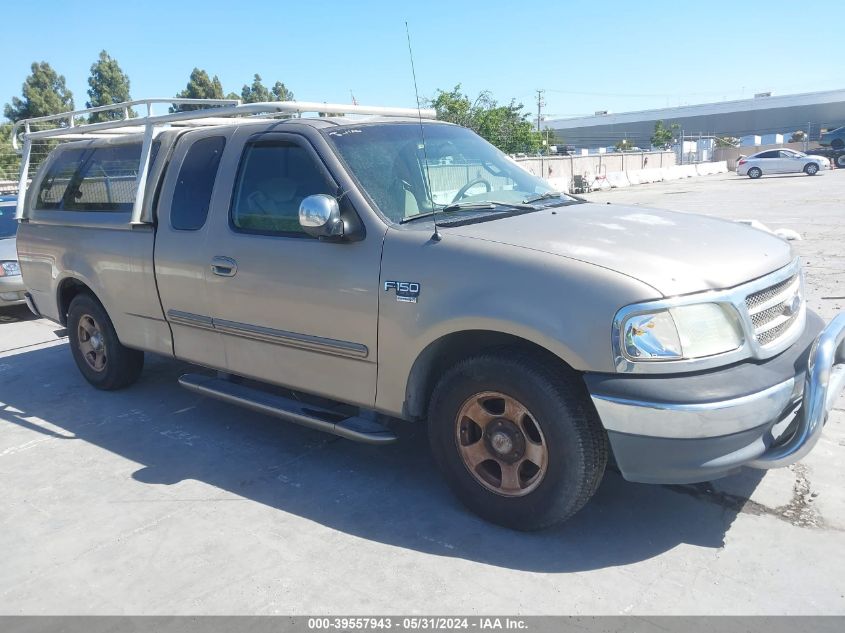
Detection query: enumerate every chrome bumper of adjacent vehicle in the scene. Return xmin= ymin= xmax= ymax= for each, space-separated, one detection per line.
xmin=590 ymin=313 xmax=845 ymax=483
xmin=0 ymin=274 xmax=26 ymax=304
xmin=749 ymin=312 xmax=845 ymax=468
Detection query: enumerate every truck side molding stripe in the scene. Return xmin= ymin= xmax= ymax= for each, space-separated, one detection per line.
xmin=167 ymin=310 xmax=215 ymax=330
xmin=166 ymin=310 xmax=369 ymax=359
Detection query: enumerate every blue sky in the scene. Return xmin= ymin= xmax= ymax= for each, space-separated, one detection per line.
xmin=2 ymin=0 xmax=842 ymax=123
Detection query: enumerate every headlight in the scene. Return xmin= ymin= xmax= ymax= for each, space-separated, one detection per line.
xmin=621 ymin=303 xmax=743 ymax=361
xmin=0 ymin=261 xmax=21 ymax=277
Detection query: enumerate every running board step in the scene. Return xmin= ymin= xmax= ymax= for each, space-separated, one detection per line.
xmin=178 ymin=373 xmax=397 ymax=445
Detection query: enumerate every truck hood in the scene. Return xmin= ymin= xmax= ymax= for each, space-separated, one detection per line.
xmin=445 ymin=203 xmax=793 ymax=296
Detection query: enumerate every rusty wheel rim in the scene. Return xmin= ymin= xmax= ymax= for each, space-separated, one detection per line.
xmin=77 ymin=314 xmax=107 ymax=373
xmin=455 ymin=391 xmax=548 ymax=497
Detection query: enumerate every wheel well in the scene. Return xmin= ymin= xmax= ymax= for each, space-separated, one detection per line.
xmin=57 ymin=278 xmax=96 ymax=326
xmin=404 ymin=330 xmax=571 ymax=420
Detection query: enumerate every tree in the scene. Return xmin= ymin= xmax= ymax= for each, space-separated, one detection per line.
xmin=271 ymin=81 xmax=293 ymax=102
xmin=651 ymin=120 xmax=678 ymax=149
xmin=615 ymin=138 xmax=635 ymax=151
xmin=86 ymin=50 xmax=133 ymax=122
xmin=715 ymin=136 xmax=740 ymax=148
xmin=430 ymin=85 xmax=540 ymax=154
xmin=4 ymin=61 xmax=74 ymax=122
xmin=241 ymin=74 xmax=294 ymax=104
xmin=171 ymin=68 xmax=226 ymax=111
xmin=789 ymin=130 xmax=807 ymax=143
xmin=0 ymin=124 xmax=19 ymax=180
xmin=241 ymin=74 xmax=271 ymax=103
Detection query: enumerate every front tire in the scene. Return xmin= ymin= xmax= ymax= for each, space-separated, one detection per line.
xmin=836 ymin=154 xmax=845 ymax=168
xmin=67 ymin=293 xmax=144 ymax=390
xmin=427 ymin=352 xmax=607 ymax=531
xmin=747 ymin=167 xmax=762 ymax=179
xmin=804 ymin=162 xmax=819 ymax=175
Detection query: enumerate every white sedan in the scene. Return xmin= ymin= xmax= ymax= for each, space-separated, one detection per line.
xmin=737 ymin=149 xmax=830 ymax=179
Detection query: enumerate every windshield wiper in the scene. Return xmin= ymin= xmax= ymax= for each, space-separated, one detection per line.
xmin=400 ymin=200 xmax=533 ymax=224
xmin=522 ymin=191 xmax=566 ymax=204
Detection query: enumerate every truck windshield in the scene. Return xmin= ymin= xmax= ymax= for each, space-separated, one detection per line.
xmin=0 ymin=205 xmax=17 ymax=238
xmin=325 ymin=122 xmax=568 ymax=224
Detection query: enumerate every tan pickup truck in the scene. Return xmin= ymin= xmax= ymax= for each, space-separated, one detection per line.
xmin=12 ymin=99 xmax=845 ymax=530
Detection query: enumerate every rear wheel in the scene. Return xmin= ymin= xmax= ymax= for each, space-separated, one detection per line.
xmin=427 ymin=352 xmax=607 ymax=531
xmin=835 ymin=154 xmax=845 ymax=168
xmin=747 ymin=166 xmax=762 ymax=179
xmin=804 ymin=162 xmax=819 ymax=176
xmin=67 ymin=293 xmax=144 ymax=390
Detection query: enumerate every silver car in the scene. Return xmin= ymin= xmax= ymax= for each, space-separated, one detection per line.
xmin=737 ymin=148 xmax=830 ymax=178
xmin=0 ymin=196 xmax=25 ymax=307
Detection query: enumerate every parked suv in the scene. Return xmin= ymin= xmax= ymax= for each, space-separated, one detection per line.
xmin=12 ymin=100 xmax=845 ymax=530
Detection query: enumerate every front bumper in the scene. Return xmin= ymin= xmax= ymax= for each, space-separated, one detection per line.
xmin=586 ymin=311 xmax=845 ymax=484
xmin=0 ymin=274 xmax=26 ymax=306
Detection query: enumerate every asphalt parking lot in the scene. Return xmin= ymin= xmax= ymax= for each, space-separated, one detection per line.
xmin=1 ymin=169 xmax=844 ymax=615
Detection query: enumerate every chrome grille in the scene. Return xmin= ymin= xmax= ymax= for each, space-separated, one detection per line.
xmin=757 ymin=312 xmax=800 ymax=346
xmin=745 ymin=275 xmax=797 ymax=311
xmin=744 ymin=274 xmax=802 ymax=347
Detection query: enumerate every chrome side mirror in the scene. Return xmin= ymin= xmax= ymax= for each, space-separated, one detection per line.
xmin=299 ymin=194 xmax=344 ymax=239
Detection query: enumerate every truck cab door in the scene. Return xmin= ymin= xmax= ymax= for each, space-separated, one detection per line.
xmin=154 ymin=130 xmax=229 ymax=369
xmin=202 ymin=130 xmax=383 ymax=408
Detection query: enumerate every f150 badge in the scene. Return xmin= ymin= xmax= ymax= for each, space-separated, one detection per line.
xmin=384 ymin=280 xmax=421 ymax=303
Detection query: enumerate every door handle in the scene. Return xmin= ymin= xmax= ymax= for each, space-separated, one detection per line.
xmin=210 ymin=256 xmax=238 ymax=277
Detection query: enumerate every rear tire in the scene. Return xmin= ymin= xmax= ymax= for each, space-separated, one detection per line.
xmin=804 ymin=163 xmax=819 ymax=176
xmin=67 ymin=293 xmax=144 ymax=390
xmin=747 ymin=166 xmax=762 ymax=179
xmin=427 ymin=352 xmax=607 ymax=531
xmin=835 ymin=154 xmax=845 ymax=169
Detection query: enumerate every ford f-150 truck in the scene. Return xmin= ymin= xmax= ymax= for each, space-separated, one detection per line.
xmin=12 ymin=99 xmax=845 ymax=530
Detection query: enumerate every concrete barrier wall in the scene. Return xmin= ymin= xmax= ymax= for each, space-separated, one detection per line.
xmin=509 ymin=152 xmax=743 ymax=193
xmin=514 ymin=151 xmax=676 ymax=184
xmin=695 ymin=161 xmax=729 ymax=176
xmin=580 ymin=162 xmax=724 ymax=191
xmin=606 ymin=172 xmax=630 ymax=188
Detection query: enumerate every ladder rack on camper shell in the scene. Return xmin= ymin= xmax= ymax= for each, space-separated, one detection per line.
xmin=11 ymin=97 xmax=437 ymax=224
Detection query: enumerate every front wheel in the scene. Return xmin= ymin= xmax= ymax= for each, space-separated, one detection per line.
xmin=747 ymin=167 xmax=762 ymax=179
xmin=427 ymin=353 xmax=607 ymax=531
xmin=804 ymin=162 xmax=819 ymax=175
xmin=67 ymin=293 xmax=144 ymax=390
xmin=836 ymin=154 xmax=845 ymax=168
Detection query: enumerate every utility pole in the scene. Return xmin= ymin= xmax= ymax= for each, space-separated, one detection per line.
xmin=535 ymin=89 xmax=545 ymax=132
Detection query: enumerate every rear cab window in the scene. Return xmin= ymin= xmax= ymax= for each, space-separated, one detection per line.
xmin=34 ymin=142 xmax=160 ymax=213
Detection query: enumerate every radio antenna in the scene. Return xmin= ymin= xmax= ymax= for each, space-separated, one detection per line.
xmin=405 ymin=21 xmax=441 ymax=242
